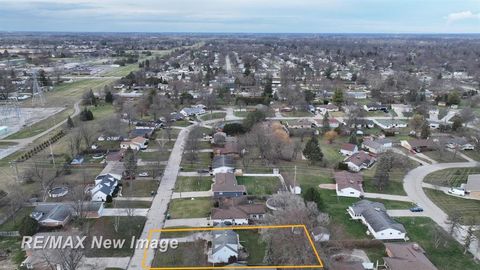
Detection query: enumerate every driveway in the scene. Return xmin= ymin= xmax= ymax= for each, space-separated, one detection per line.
xmin=164 ymin=218 xmax=211 ymax=228
xmin=363 ymin=193 xmax=413 ymax=202
xmin=171 ymin=191 xmax=212 ymax=199
xmin=101 ymin=208 xmax=149 ymax=217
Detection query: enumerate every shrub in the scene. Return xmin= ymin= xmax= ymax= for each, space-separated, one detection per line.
xmin=19 ymin=216 xmax=39 ymax=237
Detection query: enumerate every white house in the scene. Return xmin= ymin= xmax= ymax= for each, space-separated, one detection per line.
xmin=209 ymin=230 xmax=240 ymax=264
xmin=335 ymin=171 xmax=364 ymax=198
xmin=362 ymin=139 xmax=393 ymax=154
xmin=344 ymin=151 xmax=376 ymax=172
xmin=91 ymin=174 xmax=118 ymax=201
xmin=348 ymin=200 xmax=406 ymax=240
xmin=212 ymin=156 xmax=235 ymax=175
xmin=120 ymin=136 xmax=148 ymax=151
xmin=373 ymin=119 xmax=407 ymax=130
xmin=340 ymin=143 xmax=358 ymax=156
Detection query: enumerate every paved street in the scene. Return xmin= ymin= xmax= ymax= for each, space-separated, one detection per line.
xmin=127 ymin=125 xmax=194 ymax=270
xmin=171 ymin=190 xmax=212 ymax=199
xmin=363 ymin=193 xmax=413 ymax=202
xmin=403 ymin=161 xmax=480 ymax=259
xmin=386 ymin=209 xmax=428 ymax=217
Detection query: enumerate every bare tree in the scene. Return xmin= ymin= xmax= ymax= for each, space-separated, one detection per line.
xmin=78 ymin=123 xmax=94 ymax=149
xmin=447 ymin=212 xmax=462 ymax=237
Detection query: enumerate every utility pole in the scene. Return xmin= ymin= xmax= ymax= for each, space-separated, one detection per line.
xmin=49 ymin=141 xmax=56 ymax=168
xmin=294 ymin=165 xmax=297 ymax=194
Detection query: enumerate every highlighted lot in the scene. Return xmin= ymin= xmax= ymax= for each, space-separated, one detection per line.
xmin=143 ymin=225 xmax=324 ymax=269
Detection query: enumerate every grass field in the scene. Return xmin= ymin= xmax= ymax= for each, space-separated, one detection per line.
xmin=397 ymin=217 xmax=480 ymax=270
xmin=153 ymin=241 xmax=207 ymax=267
xmin=423 ymin=150 xmax=467 ymax=163
xmin=105 ymin=200 xmax=152 ymax=208
xmin=424 ymin=189 xmax=480 ymax=225
xmin=462 ymin=150 xmax=480 ymax=162
xmin=181 ymin=152 xmax=211 ymax=171
xmin=424 ymin=167 xmax=480 ymax=187
xmin=362 ymin=165 xmax=408 ymax=195
xmin=174 ymin=176 xmax=213 ymax=192
xmin=236 ymin=176 xmax=282 ymax=195
xmin=237 ymin=230 xmax=267 ymax=264
xmin=199 ymin=112 xmax=226 ymax=121
xmin=168 ymin=197 xmax=212 ymax=219
xmin=121 ymin=180 xmax=159 ymax=197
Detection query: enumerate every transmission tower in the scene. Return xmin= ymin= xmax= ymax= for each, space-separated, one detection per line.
xmin=0 ymin=94 xmax=21 ymax=125
xmin=31 ymin=70 xmax=46 ymax=106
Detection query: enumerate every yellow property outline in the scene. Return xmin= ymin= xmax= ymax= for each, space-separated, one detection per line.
xmin=142 ymin=224 xmax=323 ymax=269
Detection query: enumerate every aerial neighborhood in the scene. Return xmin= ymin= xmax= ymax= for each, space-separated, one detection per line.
xmin=0 ymin=31 xmax=479 ymax=270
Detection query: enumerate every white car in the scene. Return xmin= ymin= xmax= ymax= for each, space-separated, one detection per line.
xmin=138 ymin=172 xmax=149 ymax=177
xmin=448 ymin=188 xmax=465 ymax=196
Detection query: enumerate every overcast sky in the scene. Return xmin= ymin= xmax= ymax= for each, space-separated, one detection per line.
xmin=0 ymin=0 xmax=479 ymax=33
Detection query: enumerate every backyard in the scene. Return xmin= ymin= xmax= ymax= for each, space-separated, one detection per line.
xmin=236 ymin=176 xmax=282 ymax=195
xmin=168 ymin=197 xmax=212 ymax=219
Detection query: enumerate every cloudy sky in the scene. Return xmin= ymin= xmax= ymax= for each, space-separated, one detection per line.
xmin=0 ymin=0 xmax=479 ymax=33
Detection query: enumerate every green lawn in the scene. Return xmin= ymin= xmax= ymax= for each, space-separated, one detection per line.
xmin=172 ymin=120 xmax=192 ymax=127
xmin=424 ymin=189 xmax=480 ymax=225
xmin=237 ymin=230 xmax=267 ymax=265
xmin=397 ymin=217 xmax=480 ymax=270
xmin=121 ymin=180 xmax=159 ymax=197
xmin=362 ymin=165 xmax=408 ymax=196
xmin=462 ymin=150 xmax=480 ymax=162
xmin=181 ymin=152 xmax=211 ymax=171
xmin=174 ymin=176 xmax=213 ymax=192
xmin=233 ymin=111 xmax=249 ymax=117
xmin=0 ymin=207 xmax=34 ymax=231
xmin=0 ymin=237 xmax=26 ymax=267
xmin=153 ymin=241 xmax=207 ymax=267
xmin=138 ymin=150 xmax=171 ymax=161
xmin=199 ymin=112 xmax=227 ymax=121
xmin=423 ymin=150 xmax=467 ymax=163
xmin=318 ymin=136 xmax=348 ymax=168
xmin=105 ymin=200 xmax=151 ymax=208
xmin=281 ymin=111 xmax=313 ymax=117
xmin=84 ymin=216 xmax=146 ymax=257
xmin=424 ymin=167 xmax=480 ymax=187
xmin=236 ymin=176 xmax=281 ymax=195
xmin=168 ymin=198 xmax=212 ymax=219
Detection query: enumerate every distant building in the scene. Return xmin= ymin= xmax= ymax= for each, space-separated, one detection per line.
xmin=362 ymin=138 xmax=393 ymax=154
xmin=340 ymin=143 xmax=359 ymax=156
xmin=465 ymin=174 xmax=480 ymax=199
xmin=348 ymin=200 xmax=406 ymax=240
xmin=401 ymin=139 xmax=434 ymax=153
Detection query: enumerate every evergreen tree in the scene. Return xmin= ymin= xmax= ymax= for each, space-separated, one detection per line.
xmin=303 ymin=187 xmax=325 ymax=210
xmin=105 ymin=91 xmax=114 ymax=103
xmin=349 ymin=133 xmax=358 ymax=145
xmin=303 ymin=136 xmax=324 ymax=164
xmin=322 ymin=113 xmax=330 ymax=133
xmin=332 ymin=89 xmax=344 ymax=107
xmin=67 ymin=116 xmax=74 ymax=129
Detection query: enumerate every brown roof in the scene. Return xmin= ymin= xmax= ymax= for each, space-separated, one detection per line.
xmin=334 ymin=171 xmax=363 ymax=192
xmin=384 ymin=242 xmax=437 ymax=270
xmin=408 ymin=139 xmax=434 ymax=149
xmin=131 ymin=136 xmax=148 ymax=144
xmin=219 ymin=141 xmax=239 ymax=155
xmin=212 ymin=173 xmax=246 ymax=193
xmin=341 ymin=143 xmax=357 ymax=152
xmin=211 ymin=204 xmax=266 ymax=220
xmin=345 ymin=151 xmax=375 ymax=167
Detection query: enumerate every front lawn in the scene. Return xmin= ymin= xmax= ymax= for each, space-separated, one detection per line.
xmin=138 ymin=150 xmax=171 ymax=161
xmin=174 ymin=176 xmax=213 ymax=192
xmin=121 ymin=180 xmax=159 ymax=197
xmin=105 ymin=200 xmax=151 ymax=208
xmin=181 ymin=152 xmax=211 ymax=171
xmin=362 ymin=165 xmax=407 ymax=196
xmin=153 ymin=241 xmax=207 ymax=267
xmin=199 ymin=112 xmax=226 ymax=121
xmin=236 ymin=176 xmax=281 ymax=195
xmin=424 ymin=189 xmax=480 ymax=225
xmin=424 ymin=167 xmax=480 ymax=187
xmin=84 ymin=216 xmax=146 ymax=257
xmin=461 ymin=150 xmax=480 ymax=162
xmin=396 ymin=217 xmax=479 ymax=270
xmin=423 ymin=150 xmax=467 ymax=163
xmin=168 ymin=198 xmax=212 ymax=219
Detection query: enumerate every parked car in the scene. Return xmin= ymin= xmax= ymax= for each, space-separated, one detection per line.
xmin=448 ymin=188 xmax=466 ymax=196
xmin=409 ymin=206 xmax=424 ymax=212
xmin=197 ymin=169 xmax=210 ymax=174
xmin=138 ymin=172 xmax=149 ymax=177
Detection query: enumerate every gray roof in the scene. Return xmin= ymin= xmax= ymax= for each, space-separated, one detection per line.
xmin=466 ymin=174 xmax=480 ymax=191
xmin=212 ymin=230 xmax=239 ymax=254
xmin=212 ymin=155 xmax=235 ymax=169
xmin=32 ymin=204 xmax=71 ymax=223
xmin=351 ymin=200 xmax=405 ymax=233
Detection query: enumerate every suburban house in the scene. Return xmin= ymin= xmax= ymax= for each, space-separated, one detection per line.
xmin=130 ymin=126 xmax=155 ymax=138
xmin=316 ymin=104 xmax=339 ymax=114
xmin=30 ymin=204 xmax=72 ymax=227
xmin=211 ymin=201 xmax=266 ymax=225
xmin=311 ymin=226 xmax=330 ymax=242
xmin=212 ymin=155 xmax=235 ymax=175
xmin=353 ymin=119 xmax=375 ymax=129
xmin=180 ymin=106 xmax=206 ymax=117
xmin=373 ymin=119 xmax=407 ymax=130
xmin=98 ymin=161 xmax=124 ymax=181
xmin=212 ymin=132 xmax=227 ymax=145
xmin=363 ymin=103 xmax=388 ymax=112
xmin=401 ymin=139 xmax=434 ymax=153
xmin=335 ymin=171 xmax=364 ymax=198
xmin=91 ymin=174 xmax=119 ymax=201
xmin=465 ymin=174 xmax=480 ymax=199
xmin=362 ymin=138 xmax=393 ymax=154
xmin=212 ymin=173 xmax=246 ymax=198
xmin=215 ymin=141 xmax=240 ymax=156
xmin=120 ymin=136 xmax=149 ymax=151
xmin=340 ymin=143 xmax=359 ymax=156
xmin=445 ymin=137 xmax=475 ymax=150
xmin=287 ymin=118 xmax=315 ymax=129
xmin=348 ymin=200 xmax=406 ymax=240
xmin=346 ymin=91 xmax=368 ymax=99
xmin=383 ymin=242 xmax=437 ymax=270
xmin=344 ymin=151 xmax=376 ymax=172
xmin=209 ymin=229 xmax=240 ymax=264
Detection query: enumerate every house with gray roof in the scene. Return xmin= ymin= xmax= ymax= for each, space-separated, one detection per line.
xmin=384 ymin=242 xmax=437 ymax=270
xmin=209 ymin=229 xmax=240 ymax=264
xmin=91 ymin=174 xmax=118 ymax=201
xmin=213 ymin=173 xmax=246 ymax=198
xmin=348 ymin=200 xmax=406 ymax=240
xmin=212 ymin=155 xmax=235 ymax=175
xmin=30 ymin=204 xmax=72 ymax=227
xmin=362 ymin=138 xmax=393 ymax=154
